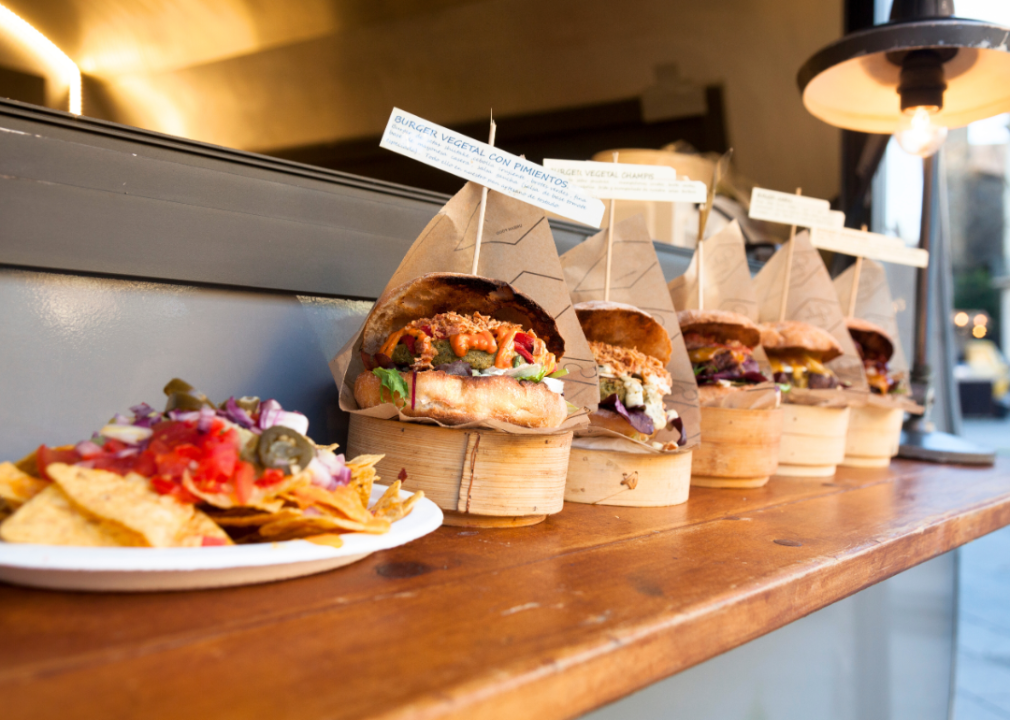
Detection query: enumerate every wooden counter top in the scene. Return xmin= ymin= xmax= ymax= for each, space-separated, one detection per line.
xmin=4 ymin=459 xmax=1010 ymax=720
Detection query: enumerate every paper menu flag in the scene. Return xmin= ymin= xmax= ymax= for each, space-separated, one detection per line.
xmin=667 ymin=220 xmax=759 ymax=320
xmin=329 ymin=182 xmax=598 ymax=433
xmin=749 ymin=187 xmax=845 ymax=230
xmin=379 ymin=108 xmax=605 ymax=227
xmin=559 ymin=215 xmax=700 ymax=450
xmin=753 ymin=231 xmax=868 ymax=390
xmin=811 ymin=227 xmax=929 ymax=268
xmin=541 ymin=159 xmax=708 ymax=202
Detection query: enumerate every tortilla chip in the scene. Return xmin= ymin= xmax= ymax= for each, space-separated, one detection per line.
xmin=175 ymin=509 xmax=233 ymax=547
xmin=304 ymin=533 xmax=344 ymax=548
xmin=372 ymin=487 xmax=424 ymax=522
xmin=346 ymin=454 xmax=383 ymax=506
xmin=0 ymin=486 xmax=147 ymax=546
xmin=48 ymin=464 xmax=195 ymax=548
xmin=0 ymin=462 xmax=49 ymax=510
xmin=290 ymin=485 xmax=372 ymax=524
xmin=259 ymin=513 xmax=390 ymax=540
xmin=368 ymin=481 xmax=403 ymax=518
xmin=182 ymin=469 xmax=311 ymax=510
xmin=203 ymin=507 xmax=301 ymax=527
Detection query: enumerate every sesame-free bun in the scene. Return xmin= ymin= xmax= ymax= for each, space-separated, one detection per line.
xmin=759 ymin=320 xmax=843 ymax=362
xmin=845 ymin=317 xmax=894 ymax=362
xmin=575 ymin=301 xmax=672 ymax=364
xmin=354 ymin=369 xmax=567 ymax=428
xmin=361 ymin=273 xmax=563 ymax=357
xmin=677 ymin=308 xmax=761 ymax=349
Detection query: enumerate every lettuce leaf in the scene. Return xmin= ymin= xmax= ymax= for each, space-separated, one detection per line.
xmin=372 ymin=368 xmax=409 ymax=404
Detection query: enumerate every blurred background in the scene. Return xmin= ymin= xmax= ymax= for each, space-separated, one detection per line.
xmin=0 ymin=1 xmax=1008 ymax=719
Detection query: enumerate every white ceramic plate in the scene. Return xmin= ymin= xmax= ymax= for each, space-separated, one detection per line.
xmin=0 ymin=485 xmax=443 ymax=592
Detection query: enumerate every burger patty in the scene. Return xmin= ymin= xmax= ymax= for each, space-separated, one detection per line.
xmin=391 ymin=340 xmax=496 ymax=370
xmin=599 ymin=376 xmax=626 ymax=404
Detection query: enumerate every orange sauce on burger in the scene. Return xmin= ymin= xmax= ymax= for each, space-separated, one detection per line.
xmin=450 ymin=331 xmax=497 ymax=357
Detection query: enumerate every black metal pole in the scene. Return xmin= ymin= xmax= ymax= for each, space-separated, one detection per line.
xmin=909 ymin=154 xmax=936 ymax=418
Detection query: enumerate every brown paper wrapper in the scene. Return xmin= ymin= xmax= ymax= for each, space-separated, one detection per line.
xmin=668 ymin=220 xmax=759 ymax=320
xmin=559 ymin=215 xmax=699 ymax=453
xmin=754 ymin=231 xmax=869 ymax=406
xmin=700 ymin=383 xmax=781 ymax=410
xmin=330 ymin=183 xmax=597 ymax=434
xmin=834 ymin=259 xmax=922 ymax=413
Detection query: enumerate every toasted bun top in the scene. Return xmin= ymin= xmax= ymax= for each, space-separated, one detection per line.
xmin=676 ymin=308 xmax=760 ymax=349
xmin=845 ymin=317 xmax=894 ymax=361
xmin=362 ymin=273 xmax=564 ymax=357
xmin=574 ymin=301 xmax=672 ymax=364
xmin=759 ymin=320 xmax=843 ymax=362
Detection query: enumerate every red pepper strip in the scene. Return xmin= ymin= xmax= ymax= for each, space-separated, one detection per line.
xmin=513 ymin=333 xmax=536 ymax=363
xmin=514 ymin=344 xmax=535 ymax=363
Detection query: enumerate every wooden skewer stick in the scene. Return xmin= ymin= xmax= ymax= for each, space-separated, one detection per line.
xmin=604 ymin=151 xmax=618 ymax=301
xmin=697 ymin=237 xmax=704 ymax=311
xmin=470 ymin=114 xmax=497 ymax=276
xmin=695 ymin=150 xmax=731 ymax=311
xmin=778 ymin=187 xmax=802 ymax=322
xmin=846 ymin=224 xmax=868 ymax=318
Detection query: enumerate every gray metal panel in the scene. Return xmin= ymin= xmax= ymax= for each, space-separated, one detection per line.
xmin=0 ymin=99 xmax=689 ymax=298
xmin=0 ymin=267 xmax=370 ymax=456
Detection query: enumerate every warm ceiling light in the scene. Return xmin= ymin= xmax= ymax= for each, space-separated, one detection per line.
xmin=973 ymin=313 xmax=987 ymax=326
xmin=0 ymin=3 xmax=81 ymax=114
xmin=797 ymin=2 xmax=1010 ymax=156
xmin=972 ymin=325 xmax=986 ymax=338
xmin=954 ymin=311 xmax=969 ymax=326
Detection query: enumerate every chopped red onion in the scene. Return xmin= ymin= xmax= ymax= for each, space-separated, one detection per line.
xmin=223 ymin=397 xmax=257 ymax=430
xmin=196 ymin=406 xmax=216 ymax=433
xmin=259 ymin=399 xmax=309 ymax=435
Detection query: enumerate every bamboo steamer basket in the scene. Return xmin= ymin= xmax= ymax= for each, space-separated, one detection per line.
xmin=346 ymin=415 xmax=571 ymax=527
xmin=565 ymin=447 xmax=692 ymax=507
xmin=690 ymin=407 xmax=784 ymax=489
xmin=840 ymin=405 xmax=904 ymax=468
xmin=773 ymin=405 xmax=851 ymax=477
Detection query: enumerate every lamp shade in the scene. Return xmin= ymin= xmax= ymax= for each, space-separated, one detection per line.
xmin=797 ymin=18 xmax=1010 ymax=133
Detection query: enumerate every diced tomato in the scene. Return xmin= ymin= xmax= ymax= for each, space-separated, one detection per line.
xmin=201 ymin=536 xmax=228 ymax=547
xmin=401 ymin=334 xmax=417 ymax=354
xmin=131 ymin=451 xmax=157 ymax=478
xmin=421 ymin=324 xmax=432 ymax=337
xmin=513 ymin=333 xmax=535 ymax=363
xmin=150 ymin=476 xmax=177 ymax=495
xmin=233 ymin=461 xmax=255 ymax=504
xmin=36 ymin=444 xmax=83 ymax=480
xmin=256 ymin=468 xmax=285 ymax=487
xmin=102 ymin=438 xmax=127 ymax=454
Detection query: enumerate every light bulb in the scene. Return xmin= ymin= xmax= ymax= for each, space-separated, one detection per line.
xmin=896 ymin=106 xmax=948 ymax=157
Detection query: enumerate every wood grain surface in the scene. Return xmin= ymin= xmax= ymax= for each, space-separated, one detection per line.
xmin=3 ymin=459 xmax=1010 ymax=720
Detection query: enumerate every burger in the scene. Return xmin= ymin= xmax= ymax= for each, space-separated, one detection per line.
xmin=575 ymin=301 xmax=681 ymax=445
xmin=846 ymin=317 xmax=900 ymax=395
xmin=353 ymin=273 xmax=570 ymax=428
xmin=760 ymin=320 xmax=842 ymax=389
xmin=678 ymin=309 xmax=768 ymax=404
